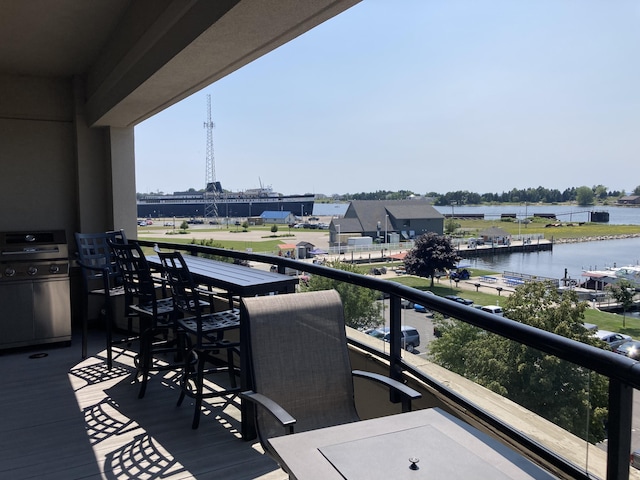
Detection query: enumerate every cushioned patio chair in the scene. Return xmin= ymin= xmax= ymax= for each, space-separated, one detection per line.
xmin=158 ymin=251 xmax=241 ymax=429
xmin=239 ymin=289 xmax=421 ymax=460
xmin=75 ymin=230 xmax=132 ymax=369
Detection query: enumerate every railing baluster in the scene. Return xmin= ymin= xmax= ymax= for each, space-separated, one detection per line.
xmin=607 ymin=378 xmax=633 ymax=480
xmin=388 ymin=294 xmax=403 ymax=404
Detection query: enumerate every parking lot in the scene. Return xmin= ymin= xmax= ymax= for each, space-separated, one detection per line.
xmin=373 ymin=299 xmax=439 ymax=357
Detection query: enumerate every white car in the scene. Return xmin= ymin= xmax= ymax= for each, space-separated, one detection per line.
xmin=480 ymin=305 xmax=504 ymax=316
xmin=594 ymin=330 xmax=632 ymax=350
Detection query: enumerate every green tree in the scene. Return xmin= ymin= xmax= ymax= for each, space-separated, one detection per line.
xmin=593 ymin=184 xmax=608 ymax=200
xmin=608 ymin=279 xmax=635 ymax=327
xmin=576 ymin=186 xmax=595 ymax=206
xmin=301 ymin=260 xmax=382 ymax=330
xmin=190 ymin=238 xmax=233 ymax=263
xmin=270 ymin=224 xmax=279 ymax=235
xmin=180 ymin=220 xmax=189 ymax=230
xmin=444 ymin=217 xmax=459 ymax=235
xmin=429 ymin=281 xmax=609 ymax=443
xmin=633 ymin=185 xmax=640 ymax=196
xmin=403 ymin=233 xmax=460 ymax=287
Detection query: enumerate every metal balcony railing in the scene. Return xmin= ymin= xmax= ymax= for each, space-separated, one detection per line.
xmin=138 ymin=239 xmax=640 ymax=480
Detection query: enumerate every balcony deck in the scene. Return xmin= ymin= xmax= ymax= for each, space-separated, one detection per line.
xmin=0 ymin=331 xmax=286 ymax=480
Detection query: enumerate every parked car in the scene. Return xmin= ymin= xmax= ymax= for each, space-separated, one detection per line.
xmin=365 ymin=326 xmax=421 ymax=353
xmin=594 ymin=330 xmax=632 ymax=350
xmin=413 ymin=291 xmax=435 ymax=312
xmin=615 ymin=340 xmax=640 ymax=360
xmin=480 ymin=305 xmax=504 ymax=316
xmin=445 ymin=295 xmax=473 ymax=305
xmin=401 ymin=299 xmax=414 ymax=309
xmin=632 ymin=449 xmax=640 ymax=469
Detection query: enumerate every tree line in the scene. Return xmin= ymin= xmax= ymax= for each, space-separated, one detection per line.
xmin=339 ymin=184 xmax=640 ymax=206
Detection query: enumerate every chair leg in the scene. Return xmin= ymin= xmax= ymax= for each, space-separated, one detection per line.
xmin=227 ymin=348 xmax=238 ymax=389
xmin=137 ymin=329 xmax=152 ymax=399
xmin=176 ymin=351 xmax=192 ymax=407
xmin=81 ymin=295 xmax=89 ymax=360
xmin=192 ymin=355 xmax=206 ymax=429
xmin=104 ymin=304 xmax=113 ymax=370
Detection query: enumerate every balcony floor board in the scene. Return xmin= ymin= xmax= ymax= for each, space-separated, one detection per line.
xmin=0 ymin=329 xmax=286 ymax=480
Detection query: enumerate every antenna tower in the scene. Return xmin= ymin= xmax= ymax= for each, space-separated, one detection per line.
xmin=204 ymin=94 xmax=218 ymax=220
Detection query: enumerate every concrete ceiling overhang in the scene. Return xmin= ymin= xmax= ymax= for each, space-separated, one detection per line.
xmin=1 ymin=0 xmax=360 ymax=127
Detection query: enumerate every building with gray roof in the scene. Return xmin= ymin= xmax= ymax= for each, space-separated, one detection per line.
xmin=329 ymin=200 xmax=443 ymax=246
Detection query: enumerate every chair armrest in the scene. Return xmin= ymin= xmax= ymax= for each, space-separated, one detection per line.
xmin=76 ymin=260 xmax=112 ymax=292
xmin=240 ymin=391 xmax=296 ymax=434
xmin=76 ymin=259 xmax=110 ymax=275
xmin=352 ymin=370 xmax=422 ymax=412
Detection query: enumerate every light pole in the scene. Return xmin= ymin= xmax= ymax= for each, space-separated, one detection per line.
xmin=385 ymin=214 xmax=388 ymax=247
xmin=336 ymin=224 xmax=340 ymax=257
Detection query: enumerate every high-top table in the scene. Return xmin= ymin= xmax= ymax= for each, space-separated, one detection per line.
xmin=147 ymin=254 xmax=298 ymax=301
xmin=268 ymin=407 xmax=558 ymax=480
xmin=147 ymin=253 xmax=298 ymax=438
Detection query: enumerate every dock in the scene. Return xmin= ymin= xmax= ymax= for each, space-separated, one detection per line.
xmin=457 ymin=239 xmax=553 ymax=258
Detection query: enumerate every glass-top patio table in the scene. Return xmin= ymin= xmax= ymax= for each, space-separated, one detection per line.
xmin=268 ymin=407 xmax=558 ymax=480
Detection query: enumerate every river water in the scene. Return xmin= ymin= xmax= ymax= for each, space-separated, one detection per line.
xmin=432 ymin=204 xmax=639 ymax=225
xmin=460 ymin=237 xmax=640 ymax=281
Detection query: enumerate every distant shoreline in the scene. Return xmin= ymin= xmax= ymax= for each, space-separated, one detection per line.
xmin=554 ymin=233 xmax=640 ymax=244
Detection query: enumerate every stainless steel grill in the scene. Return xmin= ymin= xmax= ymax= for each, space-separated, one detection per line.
xmin=0 ymin=230 xmax=71 ymax=349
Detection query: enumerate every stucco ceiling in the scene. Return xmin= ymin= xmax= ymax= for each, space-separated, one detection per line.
xmin=0 ymin=0 xmax=360 ymax=127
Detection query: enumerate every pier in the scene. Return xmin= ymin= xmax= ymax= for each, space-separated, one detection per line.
xmin=457 ymin=239 xmax=553 ymax=258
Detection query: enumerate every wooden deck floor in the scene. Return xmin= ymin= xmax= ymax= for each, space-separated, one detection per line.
xmin=0 ymin=330 xmax=286 ymax=480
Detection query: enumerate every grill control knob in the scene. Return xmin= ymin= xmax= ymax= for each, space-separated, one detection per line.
xmin=28 ymin=266 xmax=38 ymax=276
xmin=5 ymin=267 xmax=16 ymax=277
xmin=49 ymin=264 xmax=60 ymax=274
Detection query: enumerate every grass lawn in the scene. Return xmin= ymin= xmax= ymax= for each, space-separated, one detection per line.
xmin=144 ymin=234 xmax=286 ymax=252
xmin=454 ymin=218 xmax=640 ymax=240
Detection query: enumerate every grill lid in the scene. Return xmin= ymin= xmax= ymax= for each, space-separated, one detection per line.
xmin=0 ymin=230 xmax=68 ymax=261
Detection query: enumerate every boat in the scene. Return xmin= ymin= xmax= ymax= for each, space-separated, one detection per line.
xmin=137 ymin=181 xmax=315 ymax=219
xmin=581 ymin=265 xmax=640 ymax=289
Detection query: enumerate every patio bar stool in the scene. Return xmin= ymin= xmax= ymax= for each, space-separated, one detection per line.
xmin=108 ymin=241 xmax=186 ymax=398
xmin=75 ymin=230 xmax=135 ymax=369
xmin=158 ymin=251 xmax=241 ymax=429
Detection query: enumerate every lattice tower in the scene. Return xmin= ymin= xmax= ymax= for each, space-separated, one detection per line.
xmin=204 ymin=94 xmax=218 ymax=219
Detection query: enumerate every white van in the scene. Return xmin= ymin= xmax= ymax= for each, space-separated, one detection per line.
xmin=481 ymin=305 xmax=504 ymax=316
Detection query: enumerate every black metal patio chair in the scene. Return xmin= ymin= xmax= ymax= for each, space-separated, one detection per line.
xmin=158 ymin=251 xmax=241 ymax=429
xmin=75 ymin=230 xmax=133 ymax=369
xmin=108 ymin=241 xmax=182 ymax=399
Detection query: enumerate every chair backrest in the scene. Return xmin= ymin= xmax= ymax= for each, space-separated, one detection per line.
xmin=241 ymin=290 xmax=359 ymax=444
xmin=107 ymin=241 xmax=157 ymax=308
xmin=157 ymin=251 xmax=203 ymax=314
xmin=75 ymin=230 xmax=127 ymax=292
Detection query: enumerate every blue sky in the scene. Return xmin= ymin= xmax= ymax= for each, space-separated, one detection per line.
xmin=135 ymin=1 xmax=640 ymax=197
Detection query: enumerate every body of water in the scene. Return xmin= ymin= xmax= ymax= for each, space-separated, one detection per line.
xmin=433 ymin=204 xmax=639 ymax=225
xmin=462 ymin=237 xmax=640 ymax=281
